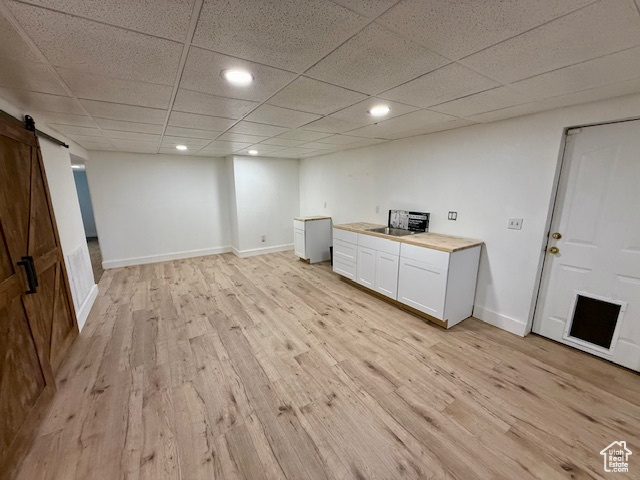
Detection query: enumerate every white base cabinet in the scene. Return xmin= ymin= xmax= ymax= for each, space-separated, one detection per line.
xmin=375 ymin=251 xmax=400 ymax=299
xmin=293 ymin=218 xmax=331 ymax=263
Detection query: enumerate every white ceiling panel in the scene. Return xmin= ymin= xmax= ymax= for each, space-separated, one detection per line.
xmin=380 ymin=63 xmax=499 ymax=108
xmin=33 ymin=111 xmax=95 ymax=127
xmin=164 ymin=126 xmax=220 ymax=139
xmin=430 ymin=87 xmax=532 ymax=117
xmin=205 ymin=141 xmax=253 ymax=150
xmin=193 ymin=0 xmax=368 ymax=72
xmin=461 ymin=0 xmax=640 ymax=84
xmin=346 ymin=109 xmax=458 ymax=139
xmin=510 ymin=46 xmax=640 ymax=100
xmin=295 ymin=141 xmax=335 ymax=150
xmin=110 ymin=140 xmax=160 ymax=148
xmin=194 ymin=148 xmax=232 ymax=156
xmin=159 ymin=147 xmax=199 ymax=155
xmin=329 ymin=98 xmax=418 ymax=125
xmin=378 ymin=0 xmax=594 ymax=60
xmin=465 ymin=102 xmax=551 ymax=123
xmin=119 ymin=146 xmax=158 ymax=154
xmin=0 ymin=87 xmax=83 ymax=114
xmin=13 ymin=0 xmax=194 ymax=41
xmin=274 ymin=147 xmax=318 ymax=158
xmin=276 ymin=130 xmax=333 ymax=142
xmin=168 ymin=111 xmax=236 ymax=131
xmin=244 ymin=104 xmax=321 ymax=128
xmin=268 ymin=77 xmax=367 ymax=115
xmin=216 ymin=132 xmax=269 ymax=144
xmin=80 ymin=100 xmax=167 ymax=124
xmin=316 ymin=135 xmax=367 ymax=145
xmin=180 ymin=47 xmax=297 ymax=102
xmin=58 ymin=68 xmax=173 ymax=108
xmin=307 ymin=23 xmax=448 ymax=94
xmin=0 ymin=58 xmax=67 ymax=95
xmin=8 ymin=3 xmax=182 ymax=85
xmin=329 ymin=0 xmax=399 ymax=19
xmin=541 ymin=77 xmax=640 ymax=109
xmin=227 ymin=121 xmax=289 ymax=137
xmin=243 ymin=144 xmax=286 ymax=153
xmin=260 ymin=137 xmax=306 ymax=147
xmin=48 ymin=124 xmax=102 ymax=137
xmin=93 ymin=118 xmax=164 ymax=134
xmin=0 ymin=12 xmax=41 ymax=62
xmin=104 ymin=131 xmax=161 ymax=142
xmin=161 ymin=136 xmax=211 ymax=147
xmin=299 ymin=116 xmax=363 ymax=134
xmin=383 ymin=118 xmax=478 ymax=140
xmin=173 ymin=89 xmax=259 ymax=119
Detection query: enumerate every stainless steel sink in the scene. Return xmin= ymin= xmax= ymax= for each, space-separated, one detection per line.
xmin=366 ymin=227 xmax=415 ymax=237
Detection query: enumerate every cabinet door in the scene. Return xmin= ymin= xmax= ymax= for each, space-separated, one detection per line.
xmin=397 ymin=257 xmax=447 ymax=319
xmin=356 ymin=246 xmax=376 ymax=289
xmin=375 ymin=252 xmax=399 ymax=299
xmin=294 ymin=228 xmax=306 ymax=258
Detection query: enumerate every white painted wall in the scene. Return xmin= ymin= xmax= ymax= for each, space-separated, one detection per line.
xmin=86 ymin=152 xmax=231 ymax=268
xmin=230 ymin=155 xmax=300 ymax=256
xmin=299 ymin=93 xmax=640 ymax=336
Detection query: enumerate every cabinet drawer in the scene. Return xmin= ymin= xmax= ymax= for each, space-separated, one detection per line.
xmin=400 ymin=243 xmax=449 ymax=269
xmin=293 ymin=219 xmax=305 ymax=230
xmin=333 ymin=258 xmax=356 ymax=280
xmin=333 ymin=228 xmax=358 ymax=244
xmin=333 ymin=238 xmax=357 ymax=262
xmin=358 ymin=233 xmax=400 ymax=255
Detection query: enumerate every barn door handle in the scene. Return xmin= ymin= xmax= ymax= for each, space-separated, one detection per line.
xmin=18 ymin=256 xmax=38 ymax=294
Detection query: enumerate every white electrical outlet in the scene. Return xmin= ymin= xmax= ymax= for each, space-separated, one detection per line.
xmin=508 ymin=218 xmax=523 ymax=230
xmin=261 ymin=234 xmax=266 ymax=242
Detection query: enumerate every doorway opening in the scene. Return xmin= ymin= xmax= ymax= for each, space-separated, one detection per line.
xmin=71 ymin=156 xmax=103 ymax=283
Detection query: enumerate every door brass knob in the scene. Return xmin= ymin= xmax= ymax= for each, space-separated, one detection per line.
xmin=552 ymin=232 xmax=562 ymax=240
xmin=549 ymin=246 xmax=559 ymax=254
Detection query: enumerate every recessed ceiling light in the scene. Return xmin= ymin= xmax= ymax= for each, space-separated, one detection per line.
xmin=368 ymin=105 xmax=390 ymax=117
xmin=248 ymin=149 xmax=258 ymax=155
xmin=222 ymin=69 xmax=253 ymax=86
xmin=176 ymin=145 xmax=188 ymax=151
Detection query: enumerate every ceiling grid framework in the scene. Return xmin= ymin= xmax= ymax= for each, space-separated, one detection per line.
xmin=0 ymin=0 xmax=640 ymax=158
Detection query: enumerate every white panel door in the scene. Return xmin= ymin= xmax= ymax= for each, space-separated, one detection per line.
xmin=294 ymin=228 xmax=306 ymax=259
xmin=376 ymin=252 xmax=399 ymax=299
xmin=356 ymin=246 xmax=376 ymax=289
xmin=397 ymin=257 xmax=447 ymax=319
xmin=533 ymin=120 xmax=640 ymax=371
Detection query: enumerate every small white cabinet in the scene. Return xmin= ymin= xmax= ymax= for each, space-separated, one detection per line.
xmin=333 ymin=228 xmax=358 ymax=280
xmin=356 ymin=246 xmax=376 ymax=289
xmin=356 ymin=233 xmax=401 ymax=300
xmin=376 ymin=251 xmax=400 ymax=299
xmin=293 ymin=217 xmax=331 ymax=263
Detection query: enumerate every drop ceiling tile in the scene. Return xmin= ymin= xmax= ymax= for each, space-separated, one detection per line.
xmin=329 ymin=0 xmax=399 ymax=18
xmin=243 ymin=144 xmax=285 ymax=154
xmin=341 ymin=138 xmax=387 ymax=149
xmin=193 ymin=0 xmax=368 ymax=72
xmin=168 ymin=111 xmax=236 ymax=131
xmin=329 ymin=98 xmax=418 ymax=125
xmin=64 ymin=133 xmax=107 ymax=142
xmin=465 ymin=102 xmax=551 ymax=123
xmin=164 ymin=126 xmax=220 ymax=139
xmin=510 ymin=46 xmax=640 ymax=100
xmin=307 ymin=23 xmax=448 ymax=95
xmin=346 ymin=109 xmax=458 ymax=139
xmin=298 ymin=116 xmax=363 ymax=134
xmin=383 ymin=118 xmax=478 ymax=140
xmin=159 ymin=147 xmax=199 ymax=155
xmin=227 ymin=121 xmax=289 ymax=137
xmin=216 ymin=132 xmax=268 ymax=144
xmin=14 ymin=0 xmax=194 ymax=41
xmin=8 ymin=3 xmax=182 ymax=85
xmin=461 ymin=0 xmax=640 ymax=84
xmin=110 ymin=139 xmax=160 ymax=148
xmin=0 ymin=87 xmax=83 ymax=114
xmin=119 ymin=146 xmax=159 ymax=154
xmin=93 ymin=118 xmax=165 ymax=134
xmin=180 ymin=47 xmax=297 ymax=102
xmin=194 ymin=149 xmax=230 ymax=157
xmin=81 ymin=100 xmax=167 ymax=124
xmin=205 ymin=141 xmax=253 ymax=150
xmin=267 ymin=77 xmax=367 ymax=115
xmin=0 ymin=13 xmax=40 ymax=62
xmin=48 ymin=124 xmax=102 ymax=136
xmin=276 ymin=130 xmax=333 ymax=142
xmin=0 ymin=58 xmax=66 ymax=95
xmin=161 ymin=136 xmax=211 ymax=147
xmin=104 ymin=131 xmax=161 ymax=142
xmin=58 ymin=68 xmax=173 ymax=108
xmin=244 ymin=104 xmax=321 ymax=128
xmin=316 ymin=135 xmax=367 ymax=145
xmin=296 ymin=141 xmax=335 ymax=150
xmin=33 ymin=111 xmax=95 ymax=127
xmin=260 ymin=137 xmax=306 ymax=147
xmin=541 ymin=78 xmax=640 ymax=108
xmin=173 ymin=89 xmax=258 ymax=119
xmin=82 ymin=145 xmax=117 ymax=151
xmin=274 ymin=147 xmax=318 ymax=158
xmin=380 ymin=63 xmax=499 ymax=108
xmin=430 ymin=87 xmax=532 ymax=117
xmin=378 ymin=0 xmax=594 ymax=59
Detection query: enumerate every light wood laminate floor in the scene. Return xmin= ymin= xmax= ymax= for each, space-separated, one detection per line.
xmin=16 ymin=252 xmax=640 ymax=480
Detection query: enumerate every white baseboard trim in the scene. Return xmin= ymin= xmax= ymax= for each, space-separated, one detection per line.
xmin=232 ymin=244 xmax=294 ymax=258
xmin=102 ymin=246 xmax=232 ymax=269
xmin=473 ymin=305 xmax=528 ymax=337
xmin=76 ymin=284 xmax=99 ymax=331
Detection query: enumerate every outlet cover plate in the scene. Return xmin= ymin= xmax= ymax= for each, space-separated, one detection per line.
xmin=508 ymin=218 xmax=523 ymax=230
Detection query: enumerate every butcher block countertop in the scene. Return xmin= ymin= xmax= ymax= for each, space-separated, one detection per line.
xmin=334 ymin=222 xmax=483 ymax=253
xmin=294 ymin=216 xmax=332 ymax=222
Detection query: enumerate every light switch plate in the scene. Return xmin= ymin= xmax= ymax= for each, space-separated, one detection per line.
xmin=508 ymin=218 xmax=523 ymax=230
xmin=448 ymin=211 xmax=457 ymax=221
